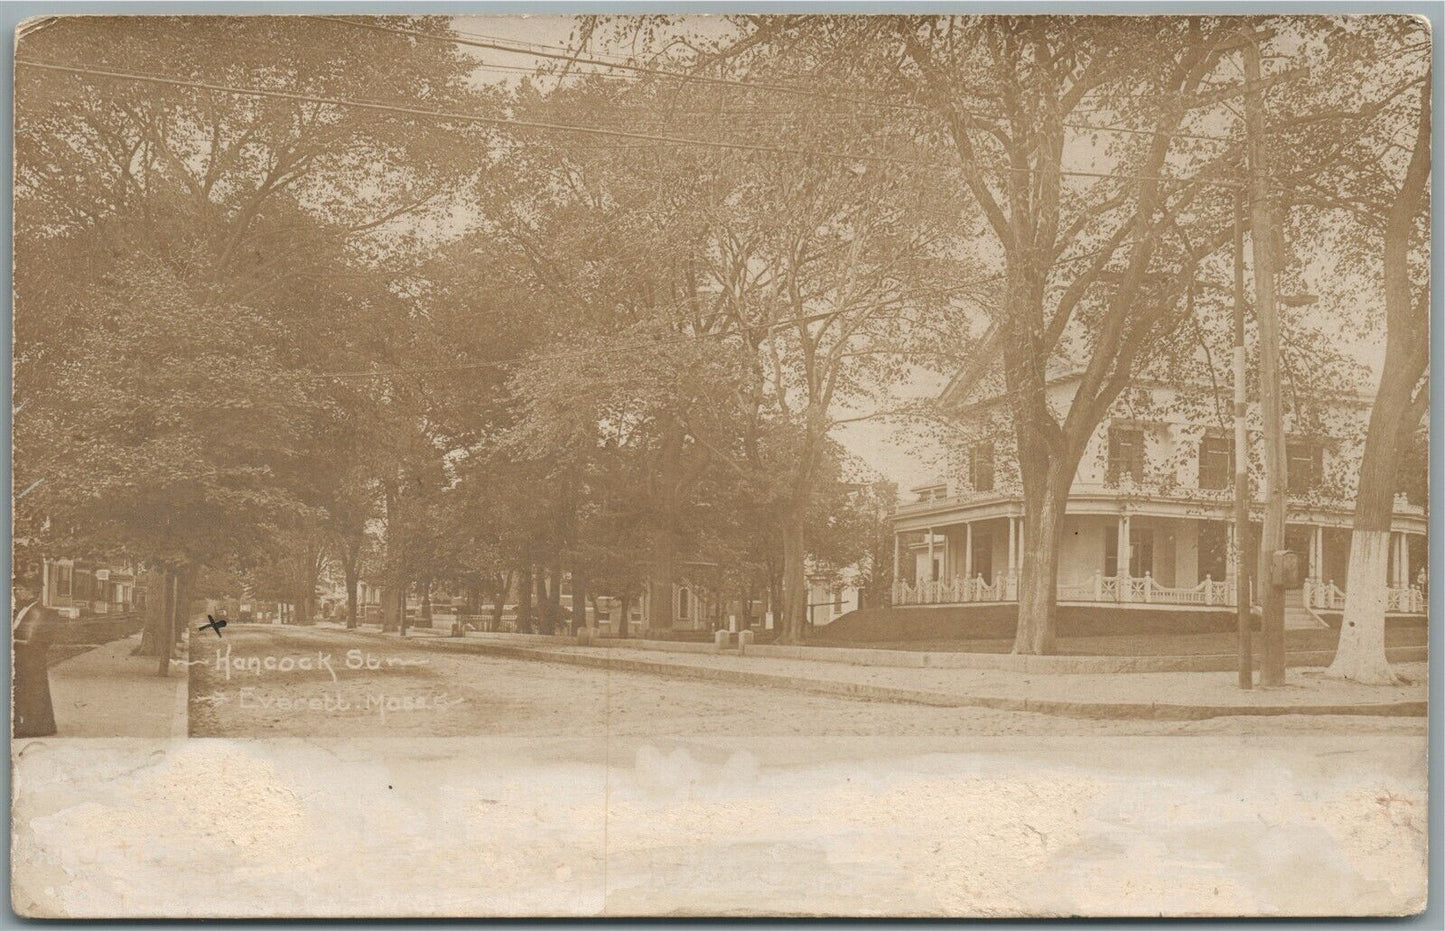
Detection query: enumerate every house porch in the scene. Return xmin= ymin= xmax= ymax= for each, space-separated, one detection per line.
xmin=893 ymin=512 xmax=1426 ymax=613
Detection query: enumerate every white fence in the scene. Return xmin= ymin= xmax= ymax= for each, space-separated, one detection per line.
xmin=892 ymin=575 xmax=1014 ymax=606
xmin=894 ymin=572 xmax=1233 ymax=607
xmin=1303 ymin=579 xmax=1426 ymax=614
xmin=894 ymin=573 xmax=1427 ymax=613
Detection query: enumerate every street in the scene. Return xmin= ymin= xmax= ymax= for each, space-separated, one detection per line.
xmin=188 ymin=625 xmax=1426 ymax=739
xmin=12 ymin=623 xmax=1426 ymax=917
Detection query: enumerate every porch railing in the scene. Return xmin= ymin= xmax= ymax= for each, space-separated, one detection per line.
xmin=1303 ymin=578 xmax=1426 ymax=614
xmin=893 ymin=572 xmax=1234 ymax=607
xmin=892 ymin=573 xmax=1427 ymax=613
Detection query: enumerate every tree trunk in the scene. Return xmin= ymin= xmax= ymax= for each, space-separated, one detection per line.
xmin=550 ymin=555 xmax=564 ymax=626
xmin=1330 ymin=531 xmax=1396 ymax=683
xmin=384 ymin=478 xmax=408 ymax=636
xmin=1327 ymin=349 xmax=1422 ymax=683
xmin=175 ymin=567 xmax=194 ymax=646
xmin=491 ymin=571 xmax=510 ymax=632
xmin=134 ymin=567 xmax=167 ymax=656
xmin=155 ymin=569 xmax=175 ymax=676
xmin=294 ymin=584 xmax=311 ymax=626
xmin=293 ymin=547 xmax=318 ymax=626
xmin=1012 ymin=448 xmax=1083 ymax=655
xmin=778 ymin=500 xmax=807 ymax=644
xmin=1013 ymin=479 xmax=1069 ymax=655
xmin=1326 ymin=82 xmax=1429 ymax=686
xmin=344 ymin=555 xmax=359 ymax=630
xmin=381 ymin=586 xmax=398 ymax=632
xmin=418 ymin=578 xmax=433 ymax=628
xmin=647 ymin=526 xmax=677 ymax=632
xmin=617 ymin=591 xmax=631 ymax=639
xmin=517 ymin=565 xmax=534 ymax=633
xmin=768 ymin=569 xmax=783 ymax=636
xmin=572 ymin=567 xmax=589 ymax=634
xmin=536 ymin=571 xmax=554 ymax=634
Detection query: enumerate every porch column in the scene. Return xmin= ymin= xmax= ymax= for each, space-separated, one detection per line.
xmin=892 ymin=532 xmax=900 ymax=581
xmin=1007 ymin=517 xmax=1017 ymax=574
xmin=927 ymin=528 xmax=936 ymax=582
xmin=1399 ymin=532 xmax=1411 ymax=587
xmin=41 ymin=559 xmax=50 ymax=608
xmin=1224 ymin=521 xmax=1236 ymax=581
xmin=1306 ymin=525 xmax=1318 ymax=580
xmin=964 ymin=522 xmax=973 ymax=578
xmin=1116 ymin=514 xmax=1128 ymax=576
xmin=1388 ymin=532 xmax=1400 ymax=587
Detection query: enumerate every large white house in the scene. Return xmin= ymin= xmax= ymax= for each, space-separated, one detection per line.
xmin=891 ymin=357 xmax=1427 ymax=626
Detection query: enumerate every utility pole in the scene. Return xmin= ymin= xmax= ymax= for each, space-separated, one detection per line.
xmin=1232 ymin=192 xmax=1252 ymax=690
xmin=1242 ymin=32 xmax=1288 ymax=687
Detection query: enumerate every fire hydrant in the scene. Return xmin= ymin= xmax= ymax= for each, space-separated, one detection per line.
xmin=13 ymin=601 xmax=58 ymax=737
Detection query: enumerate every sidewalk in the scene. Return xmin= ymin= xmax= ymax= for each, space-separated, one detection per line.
xmin=42 ymin=632 xmax=189 ymax=738
xmin=372 ymin=624 xmax=1427 ymax=674
xmin=350 ymin=630 xmax=1428 ymax=720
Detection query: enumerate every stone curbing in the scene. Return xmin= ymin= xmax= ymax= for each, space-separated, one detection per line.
xmin=734 ymin=641 xmax=1426 ymax=673
xmin=344 ymin=629 xmax=1426 ymax=721
xmin=361 ymin=626 xmax=1426 ymax=674
xmin=427 ymin=629 xmax=1425 ymax=674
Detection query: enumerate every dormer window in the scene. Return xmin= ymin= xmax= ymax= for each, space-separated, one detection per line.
xmin=1106 ymin=427 xmax=1145 ymax=485
xmin=969 ymin=441 xmax=995 ymax=492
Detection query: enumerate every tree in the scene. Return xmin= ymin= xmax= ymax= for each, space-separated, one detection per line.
xmin=1319 ymin=43 xmax=1430 ymax=682
xmin=13 ymin=15 xmax=486 ymax=660
xmin=895 ymin=18 xmax=1264 ymax=653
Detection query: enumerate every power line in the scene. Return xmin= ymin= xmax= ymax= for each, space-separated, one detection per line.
xmin=312 ymin=14 xmax=1236 ymax=144
xmin=16 ymin=58 xmax=939 ymax=171
xmin=307 ymin=14 xmax=915 ymax=114
xmin=17 ymin=57 xmax=1246 ymax=188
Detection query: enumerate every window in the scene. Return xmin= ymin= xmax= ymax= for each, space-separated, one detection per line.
xmin=676 ymin=587 xmax=691 ymax=621
xmin=1106 ymin=427 xmax=1145 ymax=485
xmin=833 ymin=590 xmax=843 ymax=614
xmin=1198 ymin=436 xmax=1234 ymax=490
xmin=1287 ymin=440 xmax=1323 ymax=493
xmin=969 ymin=441 xmax=995 ymax=492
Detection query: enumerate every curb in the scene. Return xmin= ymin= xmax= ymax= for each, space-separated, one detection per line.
xmin=361 ymin=626 xmax=1427 ymax=675
xmin=348 ymin=630 xmax=1427 ymax=722
xmin=732 ymin=643 xmax=1427 ymax=674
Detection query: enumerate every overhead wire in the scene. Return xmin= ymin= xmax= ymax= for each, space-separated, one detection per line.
xmin=16 ymin=58 xmax=1247 ymax=188
xmin=310 ymin=14 xmax=1238 ymax=144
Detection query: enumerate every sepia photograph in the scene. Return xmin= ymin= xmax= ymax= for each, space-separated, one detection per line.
xmin=9 ymin=9 xmax=1434 ymax=918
